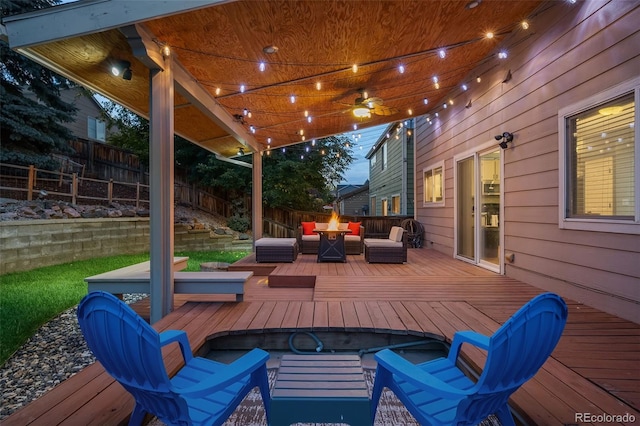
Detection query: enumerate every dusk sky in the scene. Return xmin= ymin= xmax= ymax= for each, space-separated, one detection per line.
xmin=338 ymin=124 xmax=387 ymax=185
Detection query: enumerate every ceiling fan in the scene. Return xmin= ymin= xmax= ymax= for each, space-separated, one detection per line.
xmin=350 ymin=89 xmax=398 ymax=118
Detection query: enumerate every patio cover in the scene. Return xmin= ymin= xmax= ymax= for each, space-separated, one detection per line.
xmin=2 ymin=0 xmax=545 ymax=321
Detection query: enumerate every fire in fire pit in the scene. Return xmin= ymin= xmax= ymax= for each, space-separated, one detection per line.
xmin=327 ymin=211 xmax=340 ymax=231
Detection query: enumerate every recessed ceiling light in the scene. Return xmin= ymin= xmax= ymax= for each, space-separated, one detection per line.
xmin=466 ymin=0 xmax=481 ymax=9
xmin=263 ymin=45 xmax=278 ymax=54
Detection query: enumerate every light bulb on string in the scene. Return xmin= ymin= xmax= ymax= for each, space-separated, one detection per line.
xmin=316 ymin=81 xmax=322 ymax=90
xmin=352 ymin=64 xmax=358 ymax=73
xmin=215 ymin=87 xmax=221 ymax=96
xmin=290 ymin=95 xmax=296 ymax=103
xmin=438 ymin=49 xmax=446 ymax=59
xmin=398 ymin=64 xmax=405 ymax=74
xmin=259 ymin=62 xmax=266 ymax=72
xmin=240 ymin=84 xmax=245 ymax=93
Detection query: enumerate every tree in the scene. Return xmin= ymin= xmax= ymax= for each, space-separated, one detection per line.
xmin=99 ymin=100 xmax=151 ymax=165
xmin=96 ymin=99 xmax=355 ymax=212
xmin=0 ymin=0 xmax=77 ymax=169
xmin=262 ymin=136 xmax=355 ymax=211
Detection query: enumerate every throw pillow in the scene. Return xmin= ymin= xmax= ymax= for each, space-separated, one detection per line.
xmin=301 ymin=222 xmax=316 ymax=235
xmin=347 ymin=221 xmax=361 ymax=236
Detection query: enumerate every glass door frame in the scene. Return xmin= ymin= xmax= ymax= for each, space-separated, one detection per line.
xmin=453 ymin=142 xmax=504 ymax=274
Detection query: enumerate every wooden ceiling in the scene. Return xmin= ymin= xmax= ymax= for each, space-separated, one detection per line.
xmin=10 ymin=0 xmax=545 ymax=159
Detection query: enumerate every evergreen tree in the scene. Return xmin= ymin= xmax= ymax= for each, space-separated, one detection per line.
xmin=1 ymin=0 xmax=77 ymax=169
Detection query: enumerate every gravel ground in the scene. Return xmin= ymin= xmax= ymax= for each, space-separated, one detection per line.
xmin=0 ymin=294 xmax=146 ymax=420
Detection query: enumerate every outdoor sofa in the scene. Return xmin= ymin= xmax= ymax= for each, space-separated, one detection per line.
xmin=297 ymin=221 xmax=364 ymax=255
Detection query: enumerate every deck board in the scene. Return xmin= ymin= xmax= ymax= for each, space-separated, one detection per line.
xmin=4 ymin=249 xmax=639 ymax=425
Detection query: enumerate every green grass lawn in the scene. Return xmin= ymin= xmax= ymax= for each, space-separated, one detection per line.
xmin=0 ymin=250 xmax=249 ymax=366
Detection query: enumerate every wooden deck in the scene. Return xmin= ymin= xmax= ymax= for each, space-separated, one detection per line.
xmin=5 ymin=249 xmax=639 ymax=425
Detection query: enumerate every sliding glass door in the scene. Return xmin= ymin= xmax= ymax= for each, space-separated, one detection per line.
xmin=455 ymin=149 xmax=502 ymax=272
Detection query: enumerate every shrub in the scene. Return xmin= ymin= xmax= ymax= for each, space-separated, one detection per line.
xmin=227 ymin=214 xmax=250 ymax=232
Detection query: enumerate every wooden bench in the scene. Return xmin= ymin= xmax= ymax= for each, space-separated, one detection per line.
xmin=85 ymin=257 xmax=251 ymax=301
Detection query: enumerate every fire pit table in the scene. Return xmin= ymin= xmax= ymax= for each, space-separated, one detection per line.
xmin=314 ymin=228 xmax=351 ymax=263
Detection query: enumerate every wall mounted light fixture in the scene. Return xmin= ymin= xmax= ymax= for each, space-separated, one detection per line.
xmin=495 ymin=132 xmax=514 ymax=149
xmin=111 ymin=60 xmax=132 ymax=80
xmin=237 ymin=147 xmax=245 ymax=156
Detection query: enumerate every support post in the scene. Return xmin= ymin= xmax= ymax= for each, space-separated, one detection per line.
xmin=149 ymin=55 xmax=175 ymax=323
xmin=252 ymin=151 xmax=263 ymax=243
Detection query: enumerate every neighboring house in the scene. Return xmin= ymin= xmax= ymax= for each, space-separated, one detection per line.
xmin=366 ymin=120 xmax=415 ymax=216
xmin=336 ymin=181 xmax=369 ymax=216
xmin=414 ymin=2 xmax=639 ymax=323
xmin=58 ymin=87 xmax=112 ymax=143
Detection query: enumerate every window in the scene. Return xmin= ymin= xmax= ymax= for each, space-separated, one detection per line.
xmin=423 ymin=161 xmax=444 ymax=206
xmin=382 ymin=143 xmax=388 ymax=170
xmin=391 ymin=195 xmax=401 ymax=214
xmin=88 ymin=117 xmax=106 ymax=142
xmin=559 ymin=77 xmax=639 ymax=234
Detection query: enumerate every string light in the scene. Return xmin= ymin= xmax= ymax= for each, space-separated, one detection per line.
xmin=267 ymin=137 xmax=272 ymax=144
xmin=199 ymin=10 xmax=546 ymax=133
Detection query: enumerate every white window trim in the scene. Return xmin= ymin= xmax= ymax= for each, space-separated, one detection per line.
xmin=391 ymin=193 xmax=401 ymax=214
xmin=558 ymin=76 xmax=640 ymax=235
xmin=423 ymin=160 xmax=445 ymax=207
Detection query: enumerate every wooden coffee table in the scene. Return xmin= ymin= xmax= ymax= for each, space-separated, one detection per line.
xmin=270 ymin=354 xmax=371 ymax=425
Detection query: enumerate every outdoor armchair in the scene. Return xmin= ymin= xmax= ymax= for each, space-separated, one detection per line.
xmin=77 ymin=291 xmax=270 ymax=426
xmin=371 ymin=292 xmax=568 ymax=425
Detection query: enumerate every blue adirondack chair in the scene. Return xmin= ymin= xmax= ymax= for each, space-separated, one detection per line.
xmin=77 ymin=291 xmax=271 ymax=426
xmin=371 ymin=292 xmax=568 ymax=425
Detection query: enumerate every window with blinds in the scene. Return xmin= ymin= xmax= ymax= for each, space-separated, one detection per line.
xmin=566 ymin=92 xmax=635 ymax=220
xmin=424 ymin=161 xmax=444 ymax=206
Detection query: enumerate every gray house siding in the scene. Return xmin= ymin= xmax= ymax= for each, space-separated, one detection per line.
xmin=59 ymin=88 xmax=110 ymax=142
xmin=338 ymin=184 xmax=370 ymax=216
xmin=414 ymin=1 xmax=639 ymax=323
xmin=368 ymin=122 xmax=414 ymax=216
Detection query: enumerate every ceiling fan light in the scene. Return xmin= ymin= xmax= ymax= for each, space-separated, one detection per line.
xmin=353 ymin=106 xmax=371 ymax=118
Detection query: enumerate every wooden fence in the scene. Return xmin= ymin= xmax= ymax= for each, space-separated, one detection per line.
xmin=0 ymin=163 xmax=236 ymax=215
xmin=1 ymin=163 xmax=412 ymax=238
